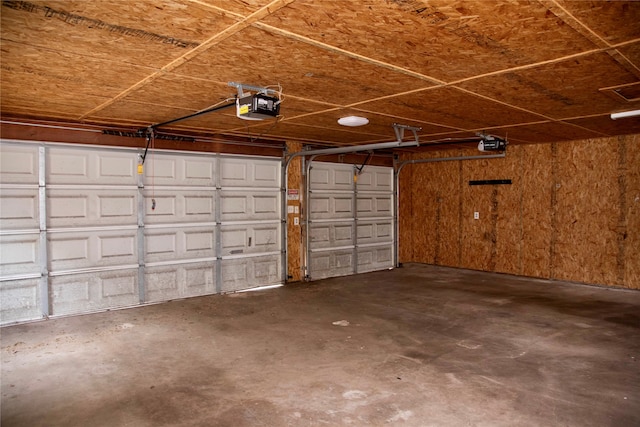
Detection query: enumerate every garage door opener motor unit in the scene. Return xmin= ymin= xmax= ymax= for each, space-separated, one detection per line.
xmin=236 ymin=93 xmax=280 ymax=120
xmin=229 ymin=81 xmax=281 ymax=121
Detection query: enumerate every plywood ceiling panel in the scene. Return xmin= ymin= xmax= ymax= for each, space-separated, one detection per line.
xmin=497 ymin=121 xmax=603 ymax=143
xmin=554 ymin=0 xmax=640 ymax=45
xmin=287 ymin=109 xmax=452 ymax=137
xmin=567 ymin=115 xmax=640 ymax=137
xmin=1 ymin=0 xmax=237 ymax=68
xmin=1 ymin=0 xmax=639 ymax=149
xmin=357 ymin=87 xmax=546 ymax=131
xmin=260 ymin=0 xmax=599 ymax=81
xmin=457 ymin=51 xmax=640 ymax=119
xmin=172 ymin=26 xmax=435 ymax=105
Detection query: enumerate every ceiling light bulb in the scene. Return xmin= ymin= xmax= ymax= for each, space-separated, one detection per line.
xmin=338 ymin=116 xmax=369 ymax=127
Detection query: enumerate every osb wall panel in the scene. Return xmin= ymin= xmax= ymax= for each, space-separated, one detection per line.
xmin=461 ymin=154 xmax=521 ymax=274
xmin=286 ymin=141 xmax=303 ymax=282
xmin=553 ymin=140 xmax=620 ymax=286
xmin=437 ymin=157 xmax=463 ymax=268
xmin=492 ymin=150 xmax=522 ymax=275
xmin=519 ymin=143 xmax=553 ymax=278
xmin=624 ymin=135 xmax=640 ymax=289
xmin=402 ymin=150 xmax=462 ymax=265
xmin=400 ymin=135 xmax=639 ymax=289
xmin=398 ymin=153 xmax=414 ymax=263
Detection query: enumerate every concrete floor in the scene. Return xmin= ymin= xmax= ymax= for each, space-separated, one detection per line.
xmin=1 ymin=264 xmax=639 ymax=427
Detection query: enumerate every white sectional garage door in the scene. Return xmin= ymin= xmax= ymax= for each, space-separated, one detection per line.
xmin=308 ymin=162 xmax=394 ymax=280
xmin=0 ymin=141 xmax=282 ymax=324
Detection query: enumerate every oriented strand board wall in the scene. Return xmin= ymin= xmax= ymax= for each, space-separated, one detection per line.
xmin=286 ymin=141 xmax=303 ymax=282
xmin=399 ymin=135 xmax=639 ymax=289
xmin=625 ymin=135 xmax=640 ymax=289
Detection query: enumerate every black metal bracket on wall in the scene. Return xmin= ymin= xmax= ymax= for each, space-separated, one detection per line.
xmin=469 ymin=179 xmax=512 ymax=185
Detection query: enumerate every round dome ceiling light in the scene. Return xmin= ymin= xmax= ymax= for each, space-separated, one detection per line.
xmin=338 ymin=116 xmax=369 ymax=127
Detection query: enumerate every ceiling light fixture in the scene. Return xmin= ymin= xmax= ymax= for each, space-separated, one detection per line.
xmin=610 ymin=109 xmax=640 ymax=120
xmin=338 ymin=116 xmax=369 ymax=127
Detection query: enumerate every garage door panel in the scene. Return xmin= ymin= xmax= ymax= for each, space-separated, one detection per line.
xmin=0 ymin=144 xmax=39 ymax=184
xmin=220 ymin=191 xmax=280 ymax=221
xmin=47 ymin=147 xmax=136 ymax=185
xmin=310 ymin=163 xmax=354 ymax=191
xmin=220 ymin=157 xmax=279 ymax=188
xmin=307 ymin=162 xmax=394 ymax=280
xmin=358 ymin=245 xmax=393 ymax=273
xmin=47 ymin=189 xmax=137 ymax=227
xmin=357 ymin=220 xmax=393 ymax=245
xmin=51 ymin=269 xmax=139 ymax=316
xmin=356 ymin=195 xmax=393 ymax=218
xmin=1 ymin=143 xmax=283 ymax=323
xmin=357 ymin=167 xmax=393 ymax=191
xmin=143 ymin=155 xmax=215 ymax=187
xmin=309 ymin=195 xmax=354 ymax=219
xmin=0 ymin=189 xmax=39 ymax=230
xmin=145 ymin=262 xmax=216 ymax=302
xmin=221 ymin=254 xmax=281 ymax=292
xmin=0 ymin=234 xmax=40 ymax=277
xmin=221 ymin=224 xmax=280 ymax=256
xmin=310 ymin=221 xmax=354 ymax=249
xmin=145 ymin=227 xmax=215 ymax=263
xmin=143 ymin=190 xmax=215 ymax=224
xmin=48 ymin=230 xmax=137 ymax=271
xmin=310 ymin=249 xmax=354 ymax=280
xmin=184 ymin=263 xmax=216 ymax=297
xmin=0 ymin=278 xmax=41 ymax=323
xmin=145 ymin=267 xmax=179 ymax=301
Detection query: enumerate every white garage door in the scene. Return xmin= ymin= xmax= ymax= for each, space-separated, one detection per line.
xmin=307 ymin=162 xmax=394 ymax=280
xmin=0 ymin=141 xmax=282 ymax=324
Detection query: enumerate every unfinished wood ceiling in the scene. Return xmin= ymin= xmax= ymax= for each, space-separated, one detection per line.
xmin=2 ymin=0 xmax=640 ymax=147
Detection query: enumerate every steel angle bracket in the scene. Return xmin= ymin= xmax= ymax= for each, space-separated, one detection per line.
xmin=228 ymin=82 xmax=279 ymax=97
xmin=393 ymin=123 xmax=421 ymax=145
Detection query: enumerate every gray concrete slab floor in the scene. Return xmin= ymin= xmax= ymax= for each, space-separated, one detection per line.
xmin=1 ymin=264 xmax=639 ymax=426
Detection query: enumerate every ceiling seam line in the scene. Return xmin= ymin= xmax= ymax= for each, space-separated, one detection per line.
xmin=252 ymin=22 xmax=446 ymax=86
xmin=541 ymin=0 xmax=611 ymax=48
xmin=452 ymin=87 xmax=558 ymax=122
xmin=77 ymin=0 xmax=296 ymax=120
xmin=446 ymin=48 xmax=602 ymax=86
xmin=541 ymin=0 xmax=640 ymax=78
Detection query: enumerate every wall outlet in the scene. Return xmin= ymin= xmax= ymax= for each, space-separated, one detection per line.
xmin=474 ymin=212 xmax=479 ymax=220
